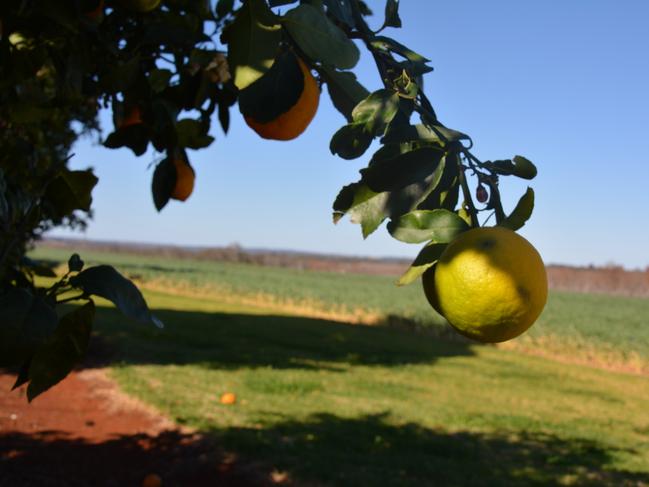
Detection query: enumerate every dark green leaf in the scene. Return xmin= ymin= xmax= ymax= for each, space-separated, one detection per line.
xmin=0 ymin=288 xmax=58 ymax=367
xmin=484 ymin=156 xmax=537 ymax=180
xmin=283 ymin=4 xmax=360 ymax=69
xmin=176 ymin=119 xmax=215 ymax=150
xmin=12 ymin=359 xmax=31 ymax=391
xmin=383 ymin=0 xmax=402 ymax=28
xmin=370 ymin=36 xmax=430 ymax=63
xmin=70 ymin=266 xmax=162 ymax=327
xmin=223 ymin=0 xmax=282 ymax=90
xmin=99 ymin=56 xmax=140 ymax=93
xmin=396 ymin=242 xmax=446 ymax=286
xmin=320 ymin=67 xmax=370 ymax=122
xmin=333 ymin=183 xmax=389 ymax=238
xmin=387 ymin=209 xmax=469 ymax=244
xmin=352 ymin=89 xmax=400 ymax=135
xmin=382 ymin=123 xmax=470 ymax=146
xmin=104 ymin=124 xmax=150 ymax=156
xmin=148 ymin=69 xmax=173 ymax=93
xmin=45 ymin=169 xmax=98 ymax=216
xmin=27 ymin=301 xmax=95 ymax=401
xmin=361 ymin=147 xmax=444 ymax=193
xmin=500 ymin=187 xmax=535 ymax=231
xmin=329 ymin=124 xmax=373 ymax=160
xmin=216 ymin=0 xmax=236 ymax=19
xmin=68 ymin=254 xmax=84 ymax=273
xmin=323 ymin=0 xmax=354 ymax=27
xmin=152 ymin=158 xmax=176 ymax=212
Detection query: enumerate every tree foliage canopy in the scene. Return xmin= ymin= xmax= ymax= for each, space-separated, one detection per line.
xmin=0 ymin=0 xmax=537 ymax=400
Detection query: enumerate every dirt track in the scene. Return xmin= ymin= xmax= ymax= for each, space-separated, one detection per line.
xmin=0 ymin=370 xmax=270 ymax=487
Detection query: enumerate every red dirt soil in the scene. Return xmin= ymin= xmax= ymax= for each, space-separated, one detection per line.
xmin=0 ymin=370 xmax=272 ymax=486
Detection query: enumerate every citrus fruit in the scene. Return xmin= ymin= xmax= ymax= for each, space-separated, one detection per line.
xmin=242 ymin=56 xmax=319 ymax=141
xmin=170 ymin=158 xmax=194 ymax=201
xmin=118 ymin=106 xmax=143 ymax=129
xmin=422 ymin=226 xmax=547 ymax=343
xmin=220 ymin=392 xmax=236 ymax=405
xmin=142 ymin=473 xmax=162 ymax=487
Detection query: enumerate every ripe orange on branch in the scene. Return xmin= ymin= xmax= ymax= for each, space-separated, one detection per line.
xmin=170 ymin=158 xmax=194 ymax=202
xmin=239 ymin=51 xmax=319 ymax=141
xmin=422 ymin=226 xmax=547 ymax=343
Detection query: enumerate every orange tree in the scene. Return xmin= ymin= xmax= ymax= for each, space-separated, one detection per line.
xmin=0 ymin=0 xmax=537 ymax=400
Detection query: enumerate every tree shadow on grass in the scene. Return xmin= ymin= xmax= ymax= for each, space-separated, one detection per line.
xmin=85 ymin=306 xmax=475 ymax=371
xmin=0 ymin=430 xmax=264 ymax=487
xmin=1 ymin=414 xmax=646 ymax=487
xmin=213 ymin=412 xmax=648 ymax=486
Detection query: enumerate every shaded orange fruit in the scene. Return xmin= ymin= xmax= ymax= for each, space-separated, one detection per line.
xmin=142 ymin=473 xmax=162 ymax=487
xmin=220 ymin=392 xmax=236 ymax=405
xmin=83 ymin=0 xmax=104 ymax=20
xmin=118 ymin=106 xmax=143 ymax=129
xmin=243 ymin=57 xmax=319 ymax=141
xmin=170 ymin=158 xmax=194 ymax=201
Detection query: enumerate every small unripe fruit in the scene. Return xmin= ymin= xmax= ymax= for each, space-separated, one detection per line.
xmin=476 ymin=184 xmax=488 ymax=203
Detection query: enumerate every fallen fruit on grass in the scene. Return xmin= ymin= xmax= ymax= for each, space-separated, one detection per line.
xmin=142 ymin=473 xmax=162 ymax=487
xmin=170 ymin=158 xmax=194 ymax=202
xmin=220 ymin=392 xmax=236 ymax=405
xmin=422 ymin=226 xmax=547 ymax=343
xmin=241 ymin=53 xmax=319 ymax=141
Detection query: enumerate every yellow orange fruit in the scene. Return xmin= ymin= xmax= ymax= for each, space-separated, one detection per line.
xmin=142 ymin=473 xmax=162 ymax=487
xmin=243 ymin=57 xmax=319 ymax=141
xmin=170 ymin=159 xmax=194 ymax=201
xmin=422 ymin=226 xmax=547 ymax=343
xmin=220 ymin=392 xmax=236 ymax=405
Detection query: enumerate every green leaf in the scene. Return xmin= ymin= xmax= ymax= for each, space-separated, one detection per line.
xmin=223 ymin=0 xmax=282 ymax=90
xmin=216 ymin=0 xmax=235 ymax=19
xmin=396 ymin=242 xmax=446 ymax=286
xmin=500 ymin=187 xmax=535 ymax=231
xmin=320 ymin=67 xmax=370 ymax=122
xmin=382 ymin=123 xmax=470 ymax=146
xmin=352 ymin=89 xmax=400 ymax=135
xmin=176 ymin=119 xmax=215 ymax=150
xmin=361 ymin=147 xmax=444 ymax=193
xmin=100 ymin=56 xmax=140 ymax=93
xmin=383 ymin=0 xmax=402 ymax=28
xmin=387 ymin=209 xmax=469 ymax=244
xmin=152 ymin=157 xmax=176 ymax=212
xmin=45 ymin=169 xmax=99 ymax=216
xmin=148 ymin=68 xmax=173 ymax=93
xmin=333 ymin=183 xmax=389 ymax=238
xmin=104 ymin=124 xmax=150 ymax=156
xmin=69 ymin=266 xmax=162 ymax=328
xmin=329 ymin=124 xmax=373 ymax=160
xmin=484 ymin=156 xmax=537 ymax=180
xmin=323 ymin=0 xmax=354 ymax=27
xmin=283 ymin=4 xmax=360 ymax=69
xmin=370 ymin=36 xmax=429 ymax=63
xmin=27 ymin=301 xmax=95 ymax=401
xmin=0 ymin=288 xmax=58 ymax=367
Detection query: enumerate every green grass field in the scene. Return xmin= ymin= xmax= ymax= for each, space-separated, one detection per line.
xmin=32 ymin=246 xmax=649 ymax=485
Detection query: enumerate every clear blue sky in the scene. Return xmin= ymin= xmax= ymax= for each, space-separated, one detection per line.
xmin=52 ymin=0 xmax=649 ymax=269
